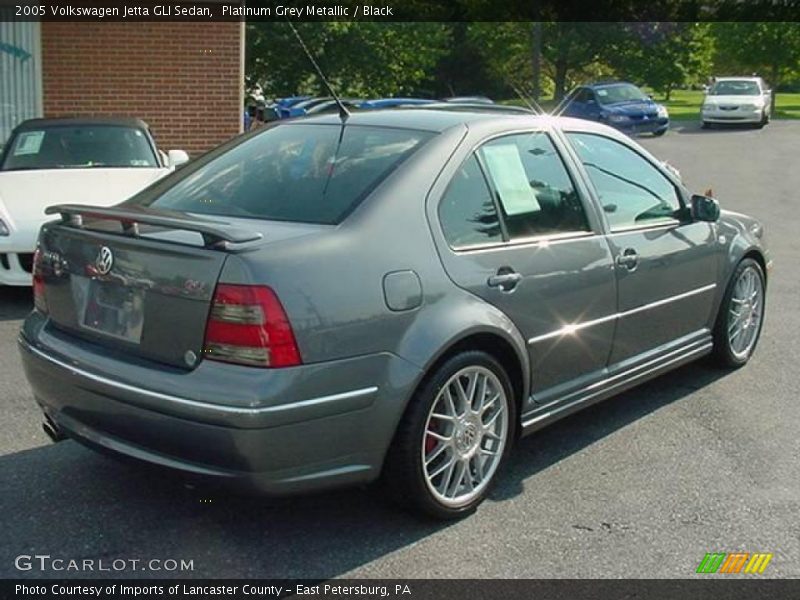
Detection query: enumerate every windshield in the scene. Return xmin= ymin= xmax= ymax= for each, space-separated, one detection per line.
xmin=595 ymin=84 xmax=648 ymax=105
xmin=1 ymin=125 xmax=157 ymax=171
xmin=134 ymin=124 xmax=433 ymax=225
xmin=710 ymin=80 xmax=761 ymax=96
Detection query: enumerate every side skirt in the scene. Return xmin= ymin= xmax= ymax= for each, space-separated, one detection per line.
xmin=520 ymin=333 xmax=713 ymax=436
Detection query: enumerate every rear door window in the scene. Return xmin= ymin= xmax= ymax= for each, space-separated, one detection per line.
xmin=140 ymin=124 xmax=433 ymax=225
xmin=438 ymin=155 xmax=502 ymax=249
xmin=477 ymin=132 xmax=591 ymax=240
xmin=438 ymin=132 xmax=591 ymax=249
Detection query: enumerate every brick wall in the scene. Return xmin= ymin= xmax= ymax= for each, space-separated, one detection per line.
xmin=41 ymin=21 xmax=242 ymax=157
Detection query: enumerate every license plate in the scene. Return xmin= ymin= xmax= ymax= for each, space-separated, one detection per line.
xmin=82 ymin=281 xmax=145 ymax=343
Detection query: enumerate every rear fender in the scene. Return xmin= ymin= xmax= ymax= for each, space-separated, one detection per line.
xmin=392 ymin=290 xmax=530 ymax=410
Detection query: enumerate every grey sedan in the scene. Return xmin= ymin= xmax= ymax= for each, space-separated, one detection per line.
xmin=19 ymin=108 xmax=769 ymax=519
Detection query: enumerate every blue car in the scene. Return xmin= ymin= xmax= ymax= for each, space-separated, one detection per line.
xmin=277 ymin=97 xmax=337 ymax=119
xmin=274 ymin=95 xmax=312 ymax=108
xmin=561 ymin=82 xmax=669 ymax=136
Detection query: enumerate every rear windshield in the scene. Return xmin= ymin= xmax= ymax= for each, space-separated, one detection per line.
xmin=138 ymin=123 xmax=433 ymax=225
xmin=1 ymin=125 xmax=157 ymax=171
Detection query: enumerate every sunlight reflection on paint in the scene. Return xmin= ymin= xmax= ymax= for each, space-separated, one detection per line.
xmin=562 ymin=323 xmax=579 ymax=336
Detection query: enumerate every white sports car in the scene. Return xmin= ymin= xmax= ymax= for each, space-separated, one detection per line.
xmin=701 ymin=77 xmax=772 ymax=128
xmin=0 ymin=118 xmax=188 ymax=285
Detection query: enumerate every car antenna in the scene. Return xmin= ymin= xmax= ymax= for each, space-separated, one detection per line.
xmin=285 ymin=20 xmax=350 ymax=122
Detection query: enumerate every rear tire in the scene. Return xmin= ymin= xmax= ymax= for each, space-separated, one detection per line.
xmin=382 ymin=350 xmax=516 ymax=520
xmin=653 ymin=128 xmax=667 ymax=137
xmin=711 ymin=258 xmax=766 ymax=368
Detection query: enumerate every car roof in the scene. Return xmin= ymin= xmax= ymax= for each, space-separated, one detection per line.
xmin=363 ymin=98 xmax=435 ymax=107
xmin=587 ymin=81 xmax=636 ymax=89
xmin=442 ymin=95 xmax=493 ymax=103
xmin=285 ymin=107 xmax=610 ymax=134
xmin=13 ymin=117 xmax=150 ymax=131
xmin=713 ymin=77 xmax=762 ymax=82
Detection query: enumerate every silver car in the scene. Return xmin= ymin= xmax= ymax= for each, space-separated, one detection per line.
xmin=20 ymin=108 xmax=770 ymax=519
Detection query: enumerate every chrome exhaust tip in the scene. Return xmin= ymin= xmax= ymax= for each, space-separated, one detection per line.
xmin=42 ymin=415 xmax=66 ymax=443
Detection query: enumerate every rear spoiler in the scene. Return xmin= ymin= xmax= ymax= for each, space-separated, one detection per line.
xmin=45 ymin=204 xmax=263 ymax=250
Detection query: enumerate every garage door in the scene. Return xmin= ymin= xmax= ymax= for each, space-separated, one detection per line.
xmin=0 ymin=15 xmax=42 ymax=145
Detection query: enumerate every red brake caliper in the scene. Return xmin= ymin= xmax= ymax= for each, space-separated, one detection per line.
xmin=425 ymin=422 xmax=438 ymax=454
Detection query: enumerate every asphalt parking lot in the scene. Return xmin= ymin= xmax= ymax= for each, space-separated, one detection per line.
xmin=1 ymin=121 xmax=798 ymax=579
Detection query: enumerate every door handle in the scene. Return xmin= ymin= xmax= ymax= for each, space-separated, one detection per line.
xmin=616 ymin=248 xmax=639 ymax=270
xmin=487 ymin=269 xmax=522 ymax=291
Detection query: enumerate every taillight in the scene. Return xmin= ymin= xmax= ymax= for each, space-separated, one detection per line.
xmin=203 ymin=284 xmax=302 ymax=368
xmin=32 ymin=247 xmax=47 ymax=314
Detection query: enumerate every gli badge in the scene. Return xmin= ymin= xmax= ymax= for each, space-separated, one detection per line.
xmin=95 ymin=246 xmax=114 ymax=275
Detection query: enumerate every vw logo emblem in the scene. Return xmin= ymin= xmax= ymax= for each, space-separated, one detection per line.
xmin=95 ymin=246 xmax=114 ymax=275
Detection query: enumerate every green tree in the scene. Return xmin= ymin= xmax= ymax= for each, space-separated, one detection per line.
xmin=468 ymin=22 xmax=624 ymax=102
xmin=430 ymin=22 xmax=502 ymax=98
xmin=544 ymin=22 xmax=623 ymax=100
xmin=613 ymin=23 xmax=714 ymax=100
xmin=246 ymin=22 xmax=450 ymax=98
xmin=712 ymin=22 xmax=800 ymax=111
xmin=466 ymin=23 xmax=541 ymax=101
xmin=247 ymin=22 xmax=329 ymax=97
xmin=328 ymin=23 xmax=451 ymax=97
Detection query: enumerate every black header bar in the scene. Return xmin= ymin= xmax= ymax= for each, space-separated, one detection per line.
xmin=1 ymin=0 xmax=800 ymax=22
xmin=4 ymin=579 xmax=800 ymax=600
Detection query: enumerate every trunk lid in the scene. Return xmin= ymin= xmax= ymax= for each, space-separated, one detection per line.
xmin=36 ymin=205 xmax=269 ymax=369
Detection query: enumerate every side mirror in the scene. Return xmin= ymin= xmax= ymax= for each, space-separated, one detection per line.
xmin=691 ymin=194 xmax=721 ymax=222
xmin=167 ymin=149 xmax=190 ymax=168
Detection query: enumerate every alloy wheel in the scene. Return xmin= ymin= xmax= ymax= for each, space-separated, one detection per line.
xmin=727 ymin=265 xmax=764 ymax=360
xmin=421 ymin=366 xmax=509 ymax=508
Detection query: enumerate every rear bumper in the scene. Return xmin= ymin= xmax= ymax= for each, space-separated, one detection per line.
xmin=19 ymin=321 xmax=422 ymax=495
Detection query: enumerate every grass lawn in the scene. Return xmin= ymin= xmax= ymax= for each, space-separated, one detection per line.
xmin=504 ymin=90 xmax=800 ymax=120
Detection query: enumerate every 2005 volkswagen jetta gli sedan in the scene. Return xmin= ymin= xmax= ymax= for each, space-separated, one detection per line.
xmin=19 ymin=108 xmax=769 ymax=519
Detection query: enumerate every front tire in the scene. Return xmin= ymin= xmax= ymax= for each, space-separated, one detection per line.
xmin=712 ymin=258 xmax=766 ymax=368
xmin=382 ymin=350 xmax=516 ymax=519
